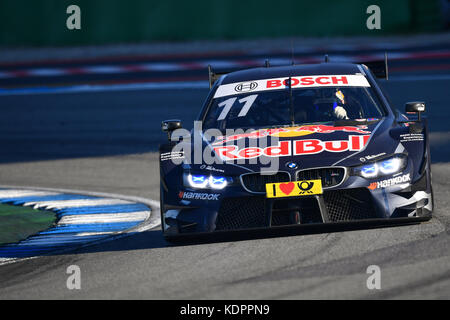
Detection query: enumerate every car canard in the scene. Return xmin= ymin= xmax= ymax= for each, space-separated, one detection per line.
xmin=265 ymin=179 xmax=323 ymax=198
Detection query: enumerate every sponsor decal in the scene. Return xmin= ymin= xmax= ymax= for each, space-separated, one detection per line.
xmin=359 ymin=152 xmax=386 ymax=162
xmin=368 ymin=173 xmax=411 ymax=190
xmin=214 ymin=135 xmax=370 ymax=160
xmin=178 ymin=191 xmax=220 ymax=200
xmin=214 ymin=74 xmax=371 ymax=98
xmin=266 ymin=179 xmax=323 ymax=198
xmin=213 ymin=124 xmax=371 ymax=145
xmin=399 ymin=133 xmax=424 ymax=142
xmin=161 ymin=151 xmax=184 ymax=161
xmin=234 ymin=82 xmax=258 ymax=92
xmin=199 ymin=164 xmax=225 ymax=173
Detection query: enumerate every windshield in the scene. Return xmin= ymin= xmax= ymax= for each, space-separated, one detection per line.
xmin=203 ymin=79 xmax=386 ymax=130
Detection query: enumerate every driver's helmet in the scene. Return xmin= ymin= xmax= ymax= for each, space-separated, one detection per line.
xmin=312 ymin=88 xmax=346 ymax=116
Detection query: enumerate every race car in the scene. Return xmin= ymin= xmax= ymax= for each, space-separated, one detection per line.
xmin=159 ymin=58 xmax=433 ymax=241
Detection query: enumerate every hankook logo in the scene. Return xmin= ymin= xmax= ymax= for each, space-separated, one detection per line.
xmin=235 ymin=82 xmax=258 ymax=92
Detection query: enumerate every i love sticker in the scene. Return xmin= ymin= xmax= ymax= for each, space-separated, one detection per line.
xmin=265 ymin=179 xmax=323 ymax=198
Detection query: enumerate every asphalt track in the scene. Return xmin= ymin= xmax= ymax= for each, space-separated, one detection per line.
xmin=0 ymin=76 xmax=449 ymax=298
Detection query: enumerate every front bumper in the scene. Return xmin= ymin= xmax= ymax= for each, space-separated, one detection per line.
xmin=162 ymin=170 xmax=433 ymax=236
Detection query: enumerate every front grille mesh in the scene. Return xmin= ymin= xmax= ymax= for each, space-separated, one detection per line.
xmin=271 ymin=197 xmax=322 ymax=226
xmin=323 ymin=188 xmax=377 ymax=221
xmin=271 ymin=212 xmax=292 ymax=226
xmin=241 ymin=172 xmax=290 ymax=193
xmin=215 ymin=188 xmax=378 ymax=231
xmin=215 ymin=197 xmax=267 ymax=230
xmin=296 ymin=167 xmax=345 ymax=188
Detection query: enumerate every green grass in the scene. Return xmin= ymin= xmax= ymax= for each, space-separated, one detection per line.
xmin=0 ymin=204 xmax=56 ymax=245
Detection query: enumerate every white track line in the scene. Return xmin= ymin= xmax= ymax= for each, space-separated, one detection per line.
xmin=2 ymin=72 xmax=449 ymax=98
xmin=75 ymin=231 xmax=115 ymax=237
xmin=388 ymin=74 xmax=450 ymax=81
xmin=58 ymin=211 xmax=149 ymax=225
xmin=0 ymin=185 xmax=160 ymax=209
xmin=0 ymin=190 xmax=59 ymax=199
xmin=0 ymin=50 xmax=440 ymax=79
xmin=0 ymin=81 xmax=209 ymax=96
xmin=25 ymin=198 xmax=133 ymax=210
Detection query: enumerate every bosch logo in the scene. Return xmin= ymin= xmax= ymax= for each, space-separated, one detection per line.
xmin=235 ymin=82 xmax=258 ymax=92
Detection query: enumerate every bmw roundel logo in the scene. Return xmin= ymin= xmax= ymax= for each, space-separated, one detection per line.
xmin=286 ymin=162 xmax=298 ymax=169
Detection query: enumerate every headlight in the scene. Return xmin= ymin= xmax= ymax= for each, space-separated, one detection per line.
xmin=353 ymin=155 xmax=406 ymax=178
xmin=360 ymin=163 xmax=379 ymax=178
xmin=379 ymin=157 xmax=403 ymax=175
xmin=184 ymin=173 xmax=231 ymax=190
xmin=187 ymin=174 xmax=208 ymax=188
xmin=208 ymin=176 xmax=227 ymax=189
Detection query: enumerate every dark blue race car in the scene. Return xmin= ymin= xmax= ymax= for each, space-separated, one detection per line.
xmin=159 ymin=60 xmax=433 ymax=241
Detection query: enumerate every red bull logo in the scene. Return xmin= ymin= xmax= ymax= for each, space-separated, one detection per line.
xmin=213 ymin=125 xmax=370 ymax=145
xmin=296 ymin=124 xmax=370 ymax=134
xmin=214 ymin=135 xmax=370 ymax=160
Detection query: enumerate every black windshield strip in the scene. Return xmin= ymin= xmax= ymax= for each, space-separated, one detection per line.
xmin=288 ymin=77 xmax=295 ymax=126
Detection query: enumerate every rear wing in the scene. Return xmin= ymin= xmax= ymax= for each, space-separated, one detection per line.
xmin=208 ymin=61 xmax=271 ymax=88
xmin=208 ymin=53 xmax=388 ymax=88
xmin=208 ymin=65 xmax=229 ymax=89
xmin=360 ymin=52 xmax=389 ymax=80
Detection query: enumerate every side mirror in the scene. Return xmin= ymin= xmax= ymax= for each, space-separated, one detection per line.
xmin=405 ymin=102 xmax=425 ymax=121
xmin=161 ymin=119 xmax=182 ymax=140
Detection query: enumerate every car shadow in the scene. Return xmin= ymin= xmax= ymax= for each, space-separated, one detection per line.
xmin=71 ymin=218 xmax=427 ymax=255
xmin=0 ymin=217 xmax=428 ymax=259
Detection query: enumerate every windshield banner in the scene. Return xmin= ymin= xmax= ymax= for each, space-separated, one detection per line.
xmin=214 ymin=74 xmax=371 ymax=98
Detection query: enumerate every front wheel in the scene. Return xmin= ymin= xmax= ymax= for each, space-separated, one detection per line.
xmin=159 ymin=184 xmax=166 ymax=233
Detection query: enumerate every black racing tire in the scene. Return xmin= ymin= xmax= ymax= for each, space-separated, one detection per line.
xmin=430 ymin=184 xmax=434 ymax=216
xmin=427 ymin=163 xmax=434 ymax=218
xmin=159 ymin=184 xmax=166 ymax=234
xmin=418 ymin=183 xmax=433 ymax=220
